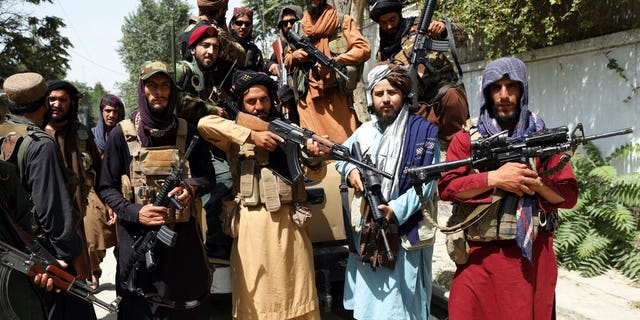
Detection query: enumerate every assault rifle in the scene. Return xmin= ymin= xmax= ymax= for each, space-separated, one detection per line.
xmin=236 ymin=112 xmax=393 ymax=184
xmin=408 ymin=123 xmax=633 ymax=184
xmin=287 ymin=30 xmax=350 ymax=82
xmin=0 ymin=241 xmax=120 ymax=313
xmin=121 ymin=136 xmax=199 ymax=293
xmin=351 ymin=142 xmax=395 ymax=267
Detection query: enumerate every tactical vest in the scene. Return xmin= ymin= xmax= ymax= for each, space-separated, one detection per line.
xmin=119 ymin=119 xmax=201 ymax=224
xmin=231 ymin=143 xmax=306 ymax=212
xmin=450 ymin=118 xmax=540 ymax=242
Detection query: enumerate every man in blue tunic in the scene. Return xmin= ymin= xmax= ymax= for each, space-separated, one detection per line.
xmin=336 ymin=63 xmax=439 ymax=319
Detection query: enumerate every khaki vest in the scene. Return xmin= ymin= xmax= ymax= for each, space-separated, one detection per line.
xmin=120 ymin=119 xmax=200 ymax=224
xmin=232 ymin=143 xmax=306 ymax=212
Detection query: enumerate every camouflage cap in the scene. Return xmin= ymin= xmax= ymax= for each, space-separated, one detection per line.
xmin=2 ymin=72 xmax=48 ymax=105
xmin=139 ymin=61 xmax=173 ymax=81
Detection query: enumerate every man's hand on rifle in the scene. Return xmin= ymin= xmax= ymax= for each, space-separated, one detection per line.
xmin=347 ymin=169 xmax=364 ymax=192
xmin=33 ymin=268 xmax=57 ymax=292
xmin=487 ymin=162 xmax=539 ymax=197
xmin=427 ymin=21 xmax=446 ymax=38
xmin=305 ymin=138 xmax=326 ymax=157
xmin=168 ymin=184 xmax=195 ymax=209
xmin=248 ymin=130 xmax=284 ymax=151
xmin=291 ymin=49 xmax=309 ymax=63
xmin=376 ymin=204 xmax=396 ymax=223
xmin=138 ymin=204 xmax=167 ymax=226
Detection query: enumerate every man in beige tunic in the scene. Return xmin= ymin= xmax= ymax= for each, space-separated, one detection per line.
xmin=197 ymin=70 xmax=326 ymax=319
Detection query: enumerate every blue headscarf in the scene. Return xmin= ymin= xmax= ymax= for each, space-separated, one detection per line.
xmin=92 ymin=94 xmax=125 ymax=151
xmin=478 ymin=57 xmax=545 ymax=140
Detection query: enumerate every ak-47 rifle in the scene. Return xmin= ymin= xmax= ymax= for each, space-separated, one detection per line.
xmin=235 ymin=112 xmax=393 ymax=184
xmin=0 ymin=240 xmax=121 ymax=313
xmin=409 ymin=123 xmax=633 ymax=184
xmin=121 ymin=136 xmax=199 ymax=294
xmin=287 ymin=30 xmax=350 ymax=82
xmin=351 ymin=142 xmax=396 ymax=270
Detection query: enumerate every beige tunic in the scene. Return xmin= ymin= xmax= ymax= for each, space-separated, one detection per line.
xmin=198 ymin=115 xmax=322 ymax=320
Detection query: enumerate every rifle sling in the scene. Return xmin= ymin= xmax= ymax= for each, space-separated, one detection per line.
xmin=414 ymin=184 xmax=505 ymax=234
xmin=442 ymin=0 xmax=465 ymax=85
xmin=0 ymin=205 xmax=58 ymax=263
xmin=339 ymin=180 xmax=358 ymax=254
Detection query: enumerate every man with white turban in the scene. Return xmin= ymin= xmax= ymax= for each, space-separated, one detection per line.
xmin=336 ymin=63 xmax=440 ymax=319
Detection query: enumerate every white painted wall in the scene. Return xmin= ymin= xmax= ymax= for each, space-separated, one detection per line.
xmin=461 ymin=29 xmax=639 ymax=173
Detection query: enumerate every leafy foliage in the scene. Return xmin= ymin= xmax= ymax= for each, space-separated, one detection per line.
xmin=72 ymin=81 xmax=107 ymax=128
xmin=240 ymin=0 xmax=306 ymax=51
xmin=444 ymin=0 xmax=639 ymax=58
xmin=0 ymin=0 xmax=72 ymax=80
xmin=555 ymin=142 xmax=640 ymax=282
xmin=117 ymin=0 xmax=191 ymax=111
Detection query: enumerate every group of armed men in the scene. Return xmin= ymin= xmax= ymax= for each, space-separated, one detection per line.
xmin=0 ymin=0 xmax=579 ymax=319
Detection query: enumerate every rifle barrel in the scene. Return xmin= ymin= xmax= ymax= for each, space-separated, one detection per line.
xmin=582 ymin=128 xmax=633 ymax=142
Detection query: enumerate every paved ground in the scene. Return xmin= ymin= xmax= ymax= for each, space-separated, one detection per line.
xmin=94 ymin=237 xmax=640 ymax=319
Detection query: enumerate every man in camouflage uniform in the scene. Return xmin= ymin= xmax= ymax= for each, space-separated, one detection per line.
xmin=175 ymin=24 xmax=235 ymax=262
xmin=369 ymin=0 xmax=469 ymax=154
xmin=180 ymin=0 xmax=246 ymax=94
xmin=1 ymin=73 xmax=95 ymax=320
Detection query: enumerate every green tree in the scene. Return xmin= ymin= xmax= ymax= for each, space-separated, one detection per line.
xmin=555 ymin=143 xmax=640 ymax=282
xmin=445 ymin=0 xmax=639 ymax=59
xmin=0 ymin=0 xmax=72 ymax=80
xmin=117 ymin=0 xmax=191 ymax=111
xmin=240 ymin=0 xmax=306 ymax=51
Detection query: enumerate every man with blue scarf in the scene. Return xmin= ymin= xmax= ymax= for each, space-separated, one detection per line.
xmin=438 ymin=57 xmax=578 ymax=319
xmin=336 ymin=63 xmax=439 ymax=319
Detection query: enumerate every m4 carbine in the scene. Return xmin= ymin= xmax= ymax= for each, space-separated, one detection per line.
xmin=236 ymin=112 xmax=393 ymax=184
xmin=121 ymin=136 xmax=200 ymax=294
xmin=351 ymin=142 xmax=395 ymax=269
xmin=0 ymin=241 xmax=121 ymax=313
xmin=408 ymin=123 xmax=633 ymax=184
xmin=287 ymin=30 xmax=350 ymax=82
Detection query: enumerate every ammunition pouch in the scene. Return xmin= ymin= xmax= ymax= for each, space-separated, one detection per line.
xmin=121 ymin=119 xmax=200 ymax=225
xmin=237 ymin=145 xmax=306 ymax=212
xmin=444 ymin=191 xmax=542 ymax=264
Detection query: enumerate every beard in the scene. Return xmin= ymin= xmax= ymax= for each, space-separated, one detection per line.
xmin=492 ymin=103 xmax=520 ymax=125
xmin=375 ymin=106 xmax=400 ymax=128
xmin=48 ymin=113 xmax=66 ymax=124
xmin=41 ymin=107 xmax=53 ymax=128
xmin=306 ymin=2 xmax=325 ymax=19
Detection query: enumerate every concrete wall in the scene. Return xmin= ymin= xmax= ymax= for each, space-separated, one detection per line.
xmin=461 ymin=28 xmax=639 ymax=173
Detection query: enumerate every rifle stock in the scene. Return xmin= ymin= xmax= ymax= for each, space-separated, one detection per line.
xmin=0 ymin=241 xmax=120 ymax=313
